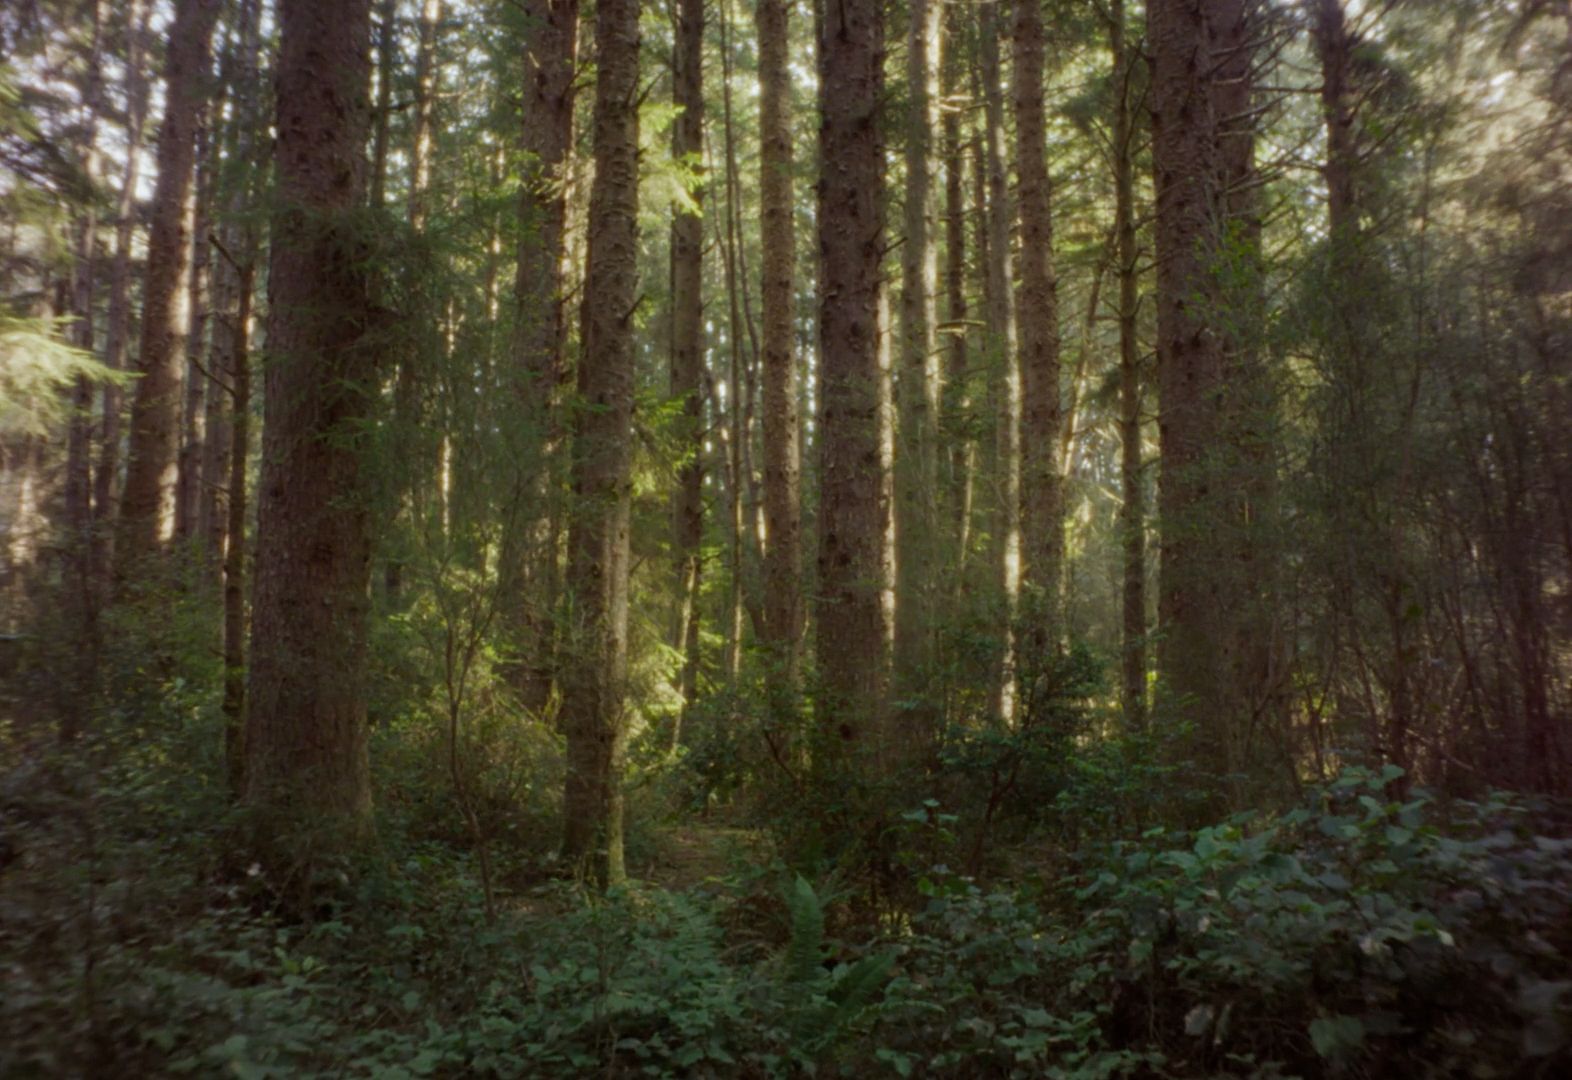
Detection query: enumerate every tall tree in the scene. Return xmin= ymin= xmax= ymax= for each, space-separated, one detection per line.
xmin=243 ymin=0 xmax=376 ymax=839
xmin=114 ymin=0 xmax=220 ymax=582
xmin=1110 ymin=0 xmax=1147 ymax=727
xmin=1014 ymin=0 xmax=1063 ymax=672
xmin=757 ymin=0 xmax=802 ymax=716
xmin=501 ymin=0 xmax=578 ymax=714
xmin=894 ymin=0 xmax=942 ymax=695
xmin=559 ymin=0 xmax=640 ymax=886
xmin=815 ymin=0 xmax=891 ymax=775
xmin=979 ymin=1 xmax=1020 ymax=725
xmin=669 ymin=0 xmax=705 ymax=730
xmin=941 ymin=5 xmax=973 ymax=584
xmin=1149 ymin=0 xmax=1266 ymax=809
xmin=94 ymin=0 xmax=152 ymax=568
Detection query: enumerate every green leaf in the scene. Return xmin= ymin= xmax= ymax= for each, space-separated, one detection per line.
xmin=1309 ymin=1014 xmax=1366 ymax=1060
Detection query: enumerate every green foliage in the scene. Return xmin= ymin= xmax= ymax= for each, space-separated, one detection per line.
xmin=0 ymin=314 xmax=127 ymax=436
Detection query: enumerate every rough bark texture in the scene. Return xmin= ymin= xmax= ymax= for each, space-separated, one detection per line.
xmin=815 ymin=0 xmax=891 ymax=774
xmin=1149 ymin=0 xmax=1266 ymax=810
xmin=894 ymin=0 xmax=942 ymax=697
xmin=1111 ymin=0 xmax=1147 ymax=728
xmin=114 ymin=0 xmax=219 ymax=582
xmin=979 ymin=5 xmax=1020 ymax=726
xmin=1151 ymin=0 xmax=1224 ymax=773
xmin=757 ymin=0 xmax=802 ymax=717
xmin=559 ymin=0 xmax=639 ymax=887
xmin=670 ymin=0 xmax=705 ymax=728
xmin=1014 ymin=0 xmax=1063 ymax=669
xmin=502 ymin=0 xmax=578 ymax=716
xmin=243 ymin=0 xmax=376 ymax=838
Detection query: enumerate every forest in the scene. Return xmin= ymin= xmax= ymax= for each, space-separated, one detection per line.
xmin=2 ymin=0 xmax=1570 ymax=1074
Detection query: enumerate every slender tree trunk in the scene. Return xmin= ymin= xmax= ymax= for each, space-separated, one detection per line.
xmin=1111 ymin=0 xmax=1147 ymax=728
xmin=176 ymin=99 xmax=217 ymax=545
xmin=115 ymin=0 xmax=220 ymax=584
xmin=757 ymin=0 xmax=802 ymax=717
xmin=370 ymin=0 xmax=396 ymax=211
xmin=1014 ymin=0 xmax=1063 ymax=682
xmin=670 ymin=0 xmax=705 ymax=733
xmin=895 ymin=0 xmax=942 ymax=701
xmin=223 ymin=259 xmax=254 ymax=794
xmin=979 ymin=4 xmax=1019 ymax=726
xmin=64 ymin=1 xmax=105 ymax=724
xmin=941 ymin=8 xmax=972 ymax=587
xmin=718 ymin=0 xmax=750 ymax=686
xmin=560 ymin=0 xmax=640 ymax=887
xmin=815 ymin=0 xmax=891 ymax=777
xmin=502 ymin=0 xmax=578 ymax=715
xmin=244 ymin=0 xmax=376 ymax=842
xmin=94 ymin=0 xmax=151 ymax=579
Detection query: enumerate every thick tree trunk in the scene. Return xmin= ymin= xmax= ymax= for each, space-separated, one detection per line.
xmin=501 ymin=0 xmax=578 ymax=716
xmin=115 ymin=0 xmax=219 ymax=583
xmin=815 ymin=0 xmax=891 ymax=776
xmin=1150 ymin=0 xmax=1266 ymax=814
xmin=1014 ymin=0 xmax=1063 ymax=679
xmin=1111 ymin=0 xmax=1147 ymax=728
xmin=243 ymin=0 xmax=376 ymax=841
xmin=979 ymin=5 xmax=1020 ymax=726
xmin=560 ymin=0 xmax=640 ymax=887
xmin=757 ymin=0 xmax=802 ymax=717
xmin=670 ymin=0 xmax=705 ymax=733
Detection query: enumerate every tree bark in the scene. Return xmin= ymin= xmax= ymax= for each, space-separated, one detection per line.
xmin=670 ymin=0 xmax=705 ymax=732
xmin=979 ymin=4 xmax=1020 ymax=726
xmin=1014 ymin=0 xmax=1063 ymax=676
xmin=894 ymin=0 xmax=942 ymax=700
xmin=941 ymin=7 xmax=972 ymax=588
xmin=501 ymin=0 xmax=578 ymax=716
xmin=94 ymin=0 xmax=152 ymax=579
xmin=758 ymin=0 xmax=802 ymax=717
xmin=559 ymin=0 xmax=640 ymax=887
xmin=114 ymin=0 xmax=220 ymax=584
xmin=815 ymin=0 xmax=891 ymax=776
xmin=176 ymin=98 xmax=217 ymax=545
xmin=1111 ymin=0 xmax=1148 ymax=728
xmin=243 ymin=0 xmax=376 ymax=841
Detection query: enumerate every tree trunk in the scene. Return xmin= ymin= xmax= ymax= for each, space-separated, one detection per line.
xmin=979 ymin=4 xmax=1020 ymax=726
xmin=895 ymin=0 xmax=942 ymax=701
xmin=243 ymin=0 xmax=376 ymax=843
xmin=670 ymin=0 xmax=705 ymax=733
xmin=502 ymin=0 xmax=578 ymax=716
xmin=223 ymin=259 xmax=254 ymax=794
xmin=1014 ymin=0 xmax=1063 ymax=679
xmin=114 ymin=0 xmax=219 ymax=584
xmin=1150 ymin=0 xmax=1263 ymax=814
xmin=94 ymin=0 xmax=152 ymax=580
xmin=1111 ymin=0 xmax=1147 ymax=729
xmin=176 ymin=98 xmax=217 ymax=545
xmin=815 ymin=0 xmax=891 ymax=776
xmin=559 ymin=0 xmax=640 ymax=887
xmin=941 ymin=7 xmax=972 ymax=589
xmin=757 ymin=0 xmax=802 ymax=718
